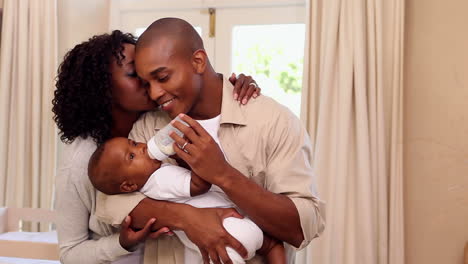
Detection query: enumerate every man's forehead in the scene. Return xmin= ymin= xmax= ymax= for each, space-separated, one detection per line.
xmin=135 ymin=43 xmax=183 ymax=74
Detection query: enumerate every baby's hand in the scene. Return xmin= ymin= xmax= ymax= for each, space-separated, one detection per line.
xmin=119 ymin=216 xmax=169 ymax=251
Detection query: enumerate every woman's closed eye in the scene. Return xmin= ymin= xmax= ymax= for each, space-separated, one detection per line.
xmin=127 ymin=71 xmax=138 ymax=78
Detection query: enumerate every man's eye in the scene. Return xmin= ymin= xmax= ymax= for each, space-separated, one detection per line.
xmin=133 ymin=141 xmax=137 ymax=146
xmin=158 ymin=76 xmax=169 ymax=82
xmin=130 ymin=153 xmax=135 ymax=160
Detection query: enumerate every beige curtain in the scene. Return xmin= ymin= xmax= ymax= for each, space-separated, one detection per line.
xmin=297 ymin=0 xmax=404 ymax=263
xmin=0 ymin=0 xmax=58 ymax=221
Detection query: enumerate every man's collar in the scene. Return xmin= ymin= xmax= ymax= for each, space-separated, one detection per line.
xmin=219 ymin=77 xmax=247 ymax=126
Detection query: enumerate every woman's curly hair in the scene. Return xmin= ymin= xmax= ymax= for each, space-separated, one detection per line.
xmin=52 ymin=30 xmax=136 ymax=145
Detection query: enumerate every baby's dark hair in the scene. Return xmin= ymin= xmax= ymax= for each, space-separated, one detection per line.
xmin=88 ymin=142 xmax=122 ymax=195
xmin=52 ymin=30 xmax=136 ymax=145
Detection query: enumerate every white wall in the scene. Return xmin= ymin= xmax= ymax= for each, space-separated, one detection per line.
xmin=57 ymin=0 xmax=110 ymax=154
xmin=404 ymin=0 xmax=468 ymax=263
xmin=58 ymin=0 xmax=110 ymax=59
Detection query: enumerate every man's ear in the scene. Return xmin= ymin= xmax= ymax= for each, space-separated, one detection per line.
xmin=192 ymin=49 xmax=207 ymax=74
xmin=120 ymin=180 xmax=138 ymax=193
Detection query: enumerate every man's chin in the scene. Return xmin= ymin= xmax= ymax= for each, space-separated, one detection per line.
xmin=165 ymin=107 xmax=186 ymax=119
xmin=164 ymin=110 xmax=177 ymax=119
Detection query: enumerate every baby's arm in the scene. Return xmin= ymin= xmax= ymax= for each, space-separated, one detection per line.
xmin=190 ymin=171 xmax=212 ymax=196
xmin=144 ymin=165 xmax=211 ymax=201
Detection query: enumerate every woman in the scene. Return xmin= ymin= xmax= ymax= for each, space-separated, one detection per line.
xmin=52 ymin=30 xmax=260 ymax=263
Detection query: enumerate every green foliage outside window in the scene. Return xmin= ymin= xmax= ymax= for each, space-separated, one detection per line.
xmin=235 ymin=44 xmax=303 ymax=94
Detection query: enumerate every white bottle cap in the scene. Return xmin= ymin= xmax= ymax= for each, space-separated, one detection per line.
xmin=147 ymin=138 xmax=168 ymax=161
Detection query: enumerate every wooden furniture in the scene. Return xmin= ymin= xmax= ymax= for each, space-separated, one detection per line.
xmin=0 ymin=207 xmax=59 ymax=260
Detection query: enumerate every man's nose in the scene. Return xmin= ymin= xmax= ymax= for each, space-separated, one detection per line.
xmin=148 ymin=83 xmax=165 ymax=101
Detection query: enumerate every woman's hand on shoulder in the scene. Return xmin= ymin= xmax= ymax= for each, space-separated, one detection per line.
xmin=229 ymin=73 xmax=261 ymax=105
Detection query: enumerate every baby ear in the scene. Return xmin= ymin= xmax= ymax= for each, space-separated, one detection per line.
xmin=120 ymin=181 xmax=138 ymax=193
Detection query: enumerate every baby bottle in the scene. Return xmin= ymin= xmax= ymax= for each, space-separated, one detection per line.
xmin=147 ymin=116 xmax=189 ymax=161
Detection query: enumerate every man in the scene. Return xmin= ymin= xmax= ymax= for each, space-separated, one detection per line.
xmin=96 ymin=18 xmax=325 ymax=264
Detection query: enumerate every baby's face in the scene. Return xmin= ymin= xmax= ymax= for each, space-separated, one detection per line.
xmin=105 ymin=137 xmax=162 ymax=189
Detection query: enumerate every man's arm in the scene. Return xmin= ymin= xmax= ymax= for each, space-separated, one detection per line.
xmin=171 ymin=113 xmax=325 ymax=248
xmin=220 ymin=169 xmax=304 ymax=247
xmin=219 ymin=111 xmax=325 ymax=248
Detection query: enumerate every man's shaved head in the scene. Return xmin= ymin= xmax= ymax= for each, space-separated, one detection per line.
xmin=137 ymin=17 xmax=204 ymax=58
xmin=134 ymin=17 xmax=220 ymax=120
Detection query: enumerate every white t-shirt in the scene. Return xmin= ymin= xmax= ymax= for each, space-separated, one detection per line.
xmin=196 ymin=115 xmax=222 ymax=146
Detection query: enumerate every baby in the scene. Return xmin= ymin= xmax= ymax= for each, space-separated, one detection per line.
xmin=88 ymin=137 xmax=285 ymax=264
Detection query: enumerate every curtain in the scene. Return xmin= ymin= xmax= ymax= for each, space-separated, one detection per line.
xmin=297 ymin=0 xmax=404 ymax=263
xmin=0 ymin=0 xmax=58 ymax=228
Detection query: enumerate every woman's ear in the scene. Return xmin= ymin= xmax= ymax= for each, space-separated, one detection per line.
xmin=120 ymin=180 xmax=138 ymax=193
xmin=191 ymin=49 xmax=207 ymax=74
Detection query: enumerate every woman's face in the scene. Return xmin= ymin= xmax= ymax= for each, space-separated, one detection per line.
xmin=110 ymin=43 xmax=157 ymax=112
